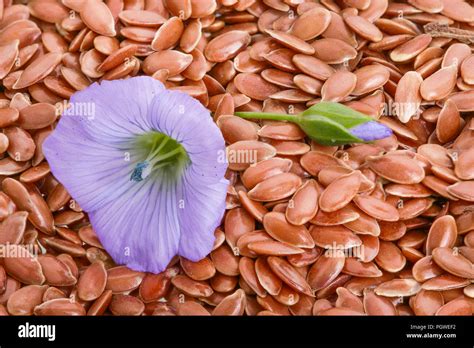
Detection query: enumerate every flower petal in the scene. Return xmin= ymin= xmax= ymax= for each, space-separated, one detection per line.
xmin=145 ymin=90 xmax=229 ymax=261
xmin=177 ymin=177 xmax=228 ymax=261
xmin=88 ymin=178 xmax=180 ymax=273
xmin=43 ymin=77 xmax=166 ymax=212
xmin=69 ymin=76 xmax=165 ymax=141
xmin=350 ymin=121 xmax=393 ymax=141
xmin=146 ymin=89 xmax=228 ymax=182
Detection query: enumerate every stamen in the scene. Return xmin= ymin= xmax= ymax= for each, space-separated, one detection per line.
xmin=131 ymin=131 xmax=190 ymax=183
xmin=146 ymin=137 xmax=170 ymax=161
xmin=148 ymin=147 xmax=184 ymax=166
xmin=130 ymin=161 xmax=150 ymax=182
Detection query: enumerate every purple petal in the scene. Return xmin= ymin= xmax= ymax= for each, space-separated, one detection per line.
xmin=88 ymin=180 xmax=180 ymax=273
xmin=43 ymin=77 xmax=166 ymax=212
xmin=350 ymin=121 xmax=392 ymax=141
xmin=177 ymin=177 xmax=228 ymax=262
xmin=146 ymin=90 xmax=228 ymax=261
xmin=146 ymin=89 xmax=228 ymax=183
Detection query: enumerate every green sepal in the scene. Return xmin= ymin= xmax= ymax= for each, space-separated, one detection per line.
xmin=302 ymin=101 xmax=372 ymax=128
xmin=295 ymin=114 xmax=364 ymax=146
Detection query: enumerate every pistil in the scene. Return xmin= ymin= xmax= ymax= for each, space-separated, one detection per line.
xmin=130 ymin=132 xmax=190 ymax=182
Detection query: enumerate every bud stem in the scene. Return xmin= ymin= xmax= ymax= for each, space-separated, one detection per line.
xmin=234 ymin=112 xmax=298 ymax=122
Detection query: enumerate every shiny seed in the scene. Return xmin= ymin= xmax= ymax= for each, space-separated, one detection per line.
xmin=307 ymin=253 xmax=345 ymax=291
xmin=420 ymin=65 xmax=457 ymax=101
xmin=290 ymin=7 xmax=331 ymax=40
xmin=286 ymin=179 xmax=319 ymax=225
xmin=394 ymin=71 xmax=423 ymax=123
xmin=234 ymin=73 xmax=281 ymax=101
xmin=267 ymin=256 xmax=313 ymax=296
xmin=319 ymin=171 xmax=362 ymax=212
xmin=353 ymin=195 xmax=400 ymax=221
xmin=352 ymin=65 xmax=390 ymax=95
xmin=426 ymin=216 xmax=457 ymax=255
xmin=263 ymin=212 xmax=314 ymax=248
xmin=77 ymin=261 xmax=107 ymax=301
xmin=248 ymin=173 xmax=302 ymax=202
xmin=390 ymin=34 xmax=432 ymax=62
xmin=81 ymin=0 xmax=116 ymax=37
xmin=368 ymin=154 xmax=425 ymax=184
xmin=205 ymin=30 xmax=250 ymax=63
xmin=432 ymin=247 xmax=474 ymax=278
xmin=293 ymin=54 xmax=335 ymax=81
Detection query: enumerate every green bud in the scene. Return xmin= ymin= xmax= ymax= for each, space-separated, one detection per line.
xmin=235 ymin=101 xmax=372 ymax=145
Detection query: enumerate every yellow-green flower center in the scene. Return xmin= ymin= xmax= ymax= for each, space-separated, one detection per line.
xmin=131 ymin=131 xmax=189 ymax=182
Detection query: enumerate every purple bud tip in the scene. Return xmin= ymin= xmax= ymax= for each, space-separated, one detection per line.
xmin=350 ymin=121 xmax=393 ymax=142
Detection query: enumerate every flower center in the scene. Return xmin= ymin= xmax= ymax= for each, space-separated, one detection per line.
xmin=130 ymin=131 xmax=190 ymax=182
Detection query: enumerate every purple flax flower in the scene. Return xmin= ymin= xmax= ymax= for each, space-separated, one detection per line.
xmin=349 ymin=121 xmax=392 ymax=141
xmin=43 ymin=77 xmax=228 ymax=273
